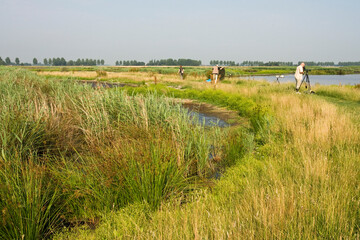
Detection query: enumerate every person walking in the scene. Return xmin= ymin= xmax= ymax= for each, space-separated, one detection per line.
xmin=178 ymin=65 xmax=184 ymax=79
xmin=295 ymin=62 xmax=305 ymax=93
xmin=212 ymin=65 xmax=219 ymax=84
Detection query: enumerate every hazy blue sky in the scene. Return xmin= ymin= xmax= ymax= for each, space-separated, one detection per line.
xmin=1 ymin=0 xmax=359 ymax=64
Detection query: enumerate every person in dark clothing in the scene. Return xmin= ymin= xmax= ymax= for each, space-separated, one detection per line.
xmin=178 ymin=65 xmax=184 ymax=79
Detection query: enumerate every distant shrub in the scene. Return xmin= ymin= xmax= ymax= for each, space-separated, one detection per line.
xmin=236 ymin=80 xmax=246 ymax=85
xmin=96 ymin=70 xmax=107 ymax=77
xmin=243 ymin=69 xmax=257 ymax=73
xmin=205 ymin=70 xmax=212 ymax=79
xmin=189 ymin=72 xmax=198 ymax=78
xmin=129 ymin=67 xmax=139 ymax=72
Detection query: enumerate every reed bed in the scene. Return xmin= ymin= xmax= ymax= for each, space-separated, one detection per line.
xmin=0 ymin=68 xmax=231 ymax=239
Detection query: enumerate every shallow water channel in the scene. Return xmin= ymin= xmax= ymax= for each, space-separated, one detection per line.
xmin=187 ymin=111 xmax=230 ymax=127
xmin=80 ymin=81 xmax=231 ymax=128
xmin=79 ymin=80 xmax=137 ymax=88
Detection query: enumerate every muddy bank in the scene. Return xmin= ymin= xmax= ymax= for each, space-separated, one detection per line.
xmin=78 ymin=80 xmax=138 ymax=88
xmin=180 ymin=99 xmax=244 ymax=127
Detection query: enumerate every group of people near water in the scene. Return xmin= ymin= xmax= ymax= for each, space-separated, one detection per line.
xmin=178 ymin=65 xmax=225 ymax=85
xmin=179 ymin=62 xmax=312 ymax=93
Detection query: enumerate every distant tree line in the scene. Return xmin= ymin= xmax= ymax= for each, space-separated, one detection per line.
xmin=263 ymin=61 xmax=294 ymax=66
xmin=210 ymin=60 xmax=239 ymax=66
xmin=115 ymin=60 xmax=145 ymax=66
xmin=240 ymin=61 xmax=264 ymax=66
xmin=241 ymin=61 xmax=294 ymax=66
xmin=147 ymin=59 xmax=201 ymax=66
xmin=0 ymin=57 xmax=31 ymax=66
xmin=210 ymin=60 xmax=293 ymax=66
xmin=42 ymin=58 xmax=105 ymax=66
xmin=0 ymin=57 xmax=105 ymax=66
xmin=114 ymin=58 xmax=201 ymax=66
xmin=338 ymin=61 xmax=360 ymax=66
xmin=297 ymin=61 xmax=335 ymax=66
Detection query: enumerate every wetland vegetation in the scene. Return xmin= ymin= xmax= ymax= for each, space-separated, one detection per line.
xmin=0 ymin=66 xmax=359 ymax=239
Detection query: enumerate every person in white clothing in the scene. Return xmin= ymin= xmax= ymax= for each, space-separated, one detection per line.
xmin=294 ymin=62 xmax=305 ymax=93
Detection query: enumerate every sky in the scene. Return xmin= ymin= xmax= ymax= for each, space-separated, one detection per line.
xmin=1 ymin=0 xmax=359 ymax=65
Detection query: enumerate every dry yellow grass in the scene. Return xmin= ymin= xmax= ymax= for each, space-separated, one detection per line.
xmin=271 ymin=94 xmax=357 ymax=146
xmin=37 ymin=71 xmax=205 ymax=85
xmin=37 ymin=71 xmax=97 ymax=78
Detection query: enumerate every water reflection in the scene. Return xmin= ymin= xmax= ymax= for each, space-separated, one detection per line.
xmin=187 ymin=111 xmax=230 ymax=128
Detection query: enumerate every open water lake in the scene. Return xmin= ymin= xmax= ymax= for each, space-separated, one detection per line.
xmin=246 ymin=74 xmax=360 ymax=86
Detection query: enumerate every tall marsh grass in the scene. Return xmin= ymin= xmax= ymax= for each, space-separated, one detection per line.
xmin=0 ymin=157 xmax=62 ymax=240
xmin=0 ymin=68 xmax=229 ymax=238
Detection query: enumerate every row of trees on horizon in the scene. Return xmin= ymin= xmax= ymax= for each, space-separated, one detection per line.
xmin=0 ymin=57 xmax=28 ymax=66
xmin=115 ymin=59 xmax=202 ymax=66
xmin=210 ymin=60 xmax=239 ymax=66
xmin=1 ymin=56 xmax=360 ymax=67
xmin=44 ymin=58 xmax=105 ymax=66
xmin=115 ymin=60 xmax=146 ymax=66
xmin=0 ymin=57 xmax=105 ymax=66
xmin=147 ymin=59 xmax=202 ymax=66
xmin=213 ymin=60 xmax=360 ymax=67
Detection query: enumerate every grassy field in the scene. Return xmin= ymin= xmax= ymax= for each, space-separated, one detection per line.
xmin=1 ymin=66 xmax=359 ymax=239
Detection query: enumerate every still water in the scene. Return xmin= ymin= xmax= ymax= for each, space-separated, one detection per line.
xmin=245 ymin=74 xmax=360 ymax=85
xmin=187 ymin=111 xmax=230 ymax=128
